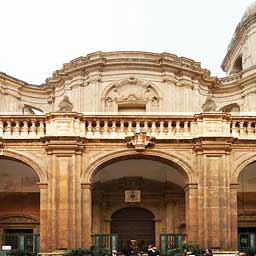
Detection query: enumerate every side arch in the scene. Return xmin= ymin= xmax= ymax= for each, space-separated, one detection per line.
xmin=82 ymin=149 xmax=195 ymax=185
xmin=0 ymin=150 xmax=47 ymax=183
xmin=0 ymin=214 xmax=40 ymax=224
xmin=231 ymin=153 xmax=256 ymax=183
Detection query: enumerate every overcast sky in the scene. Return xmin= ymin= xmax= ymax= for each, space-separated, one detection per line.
xmin=0 ymin=0 xmax=254 ymax=85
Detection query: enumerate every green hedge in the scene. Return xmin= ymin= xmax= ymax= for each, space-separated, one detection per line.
xmin=4 ymin=250 xmax=36 ymax=256
xmin=64 ymin=248 xmax=110 ymax=256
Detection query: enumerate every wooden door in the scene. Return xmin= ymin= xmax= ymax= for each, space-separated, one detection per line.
xmin=111 ymin=207 xmax=155 ymax=250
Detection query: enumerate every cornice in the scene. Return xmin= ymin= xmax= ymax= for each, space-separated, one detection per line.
xmin=45 ymin=51 xmax=220 ymax=89
xmin=42 ymin=136 xmax=85 ymax=155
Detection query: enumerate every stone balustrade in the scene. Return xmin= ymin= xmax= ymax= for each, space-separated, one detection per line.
xmin=84 ymin=116 xmax=194 ymax=139
xmin=1 ymin=113 xmax=256 ymax=140
xmin=231 ymin=117 xmax=256 ymax=139
xmin=0 ymin=116 xmax=46 ymax=138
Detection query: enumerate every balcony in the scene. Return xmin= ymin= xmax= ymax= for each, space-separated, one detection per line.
xmin=0 ymin=112 xmax=255 ymax=140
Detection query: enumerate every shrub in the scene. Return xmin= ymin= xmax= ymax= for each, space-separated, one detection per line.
xmin=6 ymin=250 xmax=36 ymax=256
xmin=167 ymin=247 xmax=184 ymax=256
xmin=65 ymin=248 xmax=91 ymax=256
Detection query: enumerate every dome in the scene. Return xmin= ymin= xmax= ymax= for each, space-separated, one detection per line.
xmin=242 ymin=1 xmax=256 ymax=21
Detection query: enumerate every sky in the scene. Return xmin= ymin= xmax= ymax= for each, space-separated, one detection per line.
xmin=0 ymin=0 xmax=254 ymax=85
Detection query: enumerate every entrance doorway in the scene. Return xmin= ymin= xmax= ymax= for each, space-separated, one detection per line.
xmin=111 ymin=207 xmax=155 ymax=251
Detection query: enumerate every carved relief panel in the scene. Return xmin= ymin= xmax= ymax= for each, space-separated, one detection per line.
xmin=103 ymin=77 xmax=160 ymax=112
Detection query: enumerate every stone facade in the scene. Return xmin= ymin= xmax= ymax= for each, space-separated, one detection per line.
xmin=1 ymin=2 xmax=256 ymax=254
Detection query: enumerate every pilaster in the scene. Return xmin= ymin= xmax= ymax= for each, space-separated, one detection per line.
xmin=38 ymin=183 xmax=48 ymax=252
xmin=81 ymin=183 xmax=92 ymax=248
xmin=184 ymin=183 xmax=198 ymax=243
xmin=43 ymin=136 xmax=85 ymax=251
xmin=193 ymin=137 xmax=233 ymax=250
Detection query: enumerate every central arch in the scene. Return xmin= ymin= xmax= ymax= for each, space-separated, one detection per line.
xmin=111 ymin=207 xmax=155 ymax=251
xmin=83 ymin=149 xmax=194 ymax=185
xmin=87 ymin=149 xmax=194 ymax=249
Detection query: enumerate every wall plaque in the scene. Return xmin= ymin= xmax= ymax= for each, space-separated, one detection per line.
xmin=125 ymin=190 xmax=141 ymax=202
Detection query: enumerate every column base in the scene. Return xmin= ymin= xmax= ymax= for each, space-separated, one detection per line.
xmin=212 ymin=251 xmax=239 ymax=256
xmin=38 ymin=249 xmax=68 ymax=256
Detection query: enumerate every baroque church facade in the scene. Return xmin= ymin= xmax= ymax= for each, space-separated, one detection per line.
xmin=1 ymin=2 xmax=256 ymax=254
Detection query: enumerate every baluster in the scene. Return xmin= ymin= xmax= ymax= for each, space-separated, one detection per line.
xmin=0 ymin=120 xmax=3 ymax=137
xmin=103 ymin=120 xmax=109 ymax=137
xmin=151 ymin=121 xmax=156 ymax=136
xmin=231 ymin=121 xmax=238 ymax=137
xmin=175 ymin=121 xmax=181 ymax=136
xmin=167 ymin=121 xmax=174 ymax=137
xmin=111 ymin=121 xmax=117 ymax=137
xmin=247 ymin=121 xmax=253 ymax=138
xmin=94 ymin=120 xmax=101 ymax=137
xmin=184 ymin=121 xmax=189 ymax=135
xmin=30 ymin=120 xmax=37 ymax=136
xmin=159 ymin=121 xmax=165 ymax=137
xmin=38 ymin=120 xmax=45 ymax=136
xmin=21 ymin=121 xmax=29 ymax=136
xmin=127 ymin=121 xmax=133 ymax=136
xmin=239 ymin=121 xmax=245 ymax=137
xmin=119 ymin=120 xmax=125 ymax=137
xmin=13 ymin=121 xmax=20 ymax=136
xmin=86 ymin=120 xmax=93 ymax=138
xmin=144 ymin=121 xmax=149 ymax=135
xmin=5 ymin=121 xmax=12 ymax=136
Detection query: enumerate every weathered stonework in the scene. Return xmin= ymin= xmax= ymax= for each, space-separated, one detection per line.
xmin=1 ymin=2 xmax=256 ymax=254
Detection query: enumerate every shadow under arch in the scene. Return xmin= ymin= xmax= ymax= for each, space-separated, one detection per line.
xmin=83 ymin=149 xmax=194 ymax=185
xmin=0 ymin=150 xmax=47 ymax=183
xmin=111 ymin=206 xmax=155 ymax=220
xmin=231 ymin=154 xmax=256 ymax=183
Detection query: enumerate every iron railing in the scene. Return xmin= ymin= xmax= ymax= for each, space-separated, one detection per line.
xmin=0 ymin=234 xmax=39 ymax=254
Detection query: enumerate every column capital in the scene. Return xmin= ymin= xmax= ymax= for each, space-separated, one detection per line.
xmin=230 ymin=183 xmax=240 ymax=189
xmin=184 ymin=183 xmax=198 ymax=192
xmin=193 ymin=137 xmax=233 ymax=155
xmin=37 ymin=182 xmax=48 ymax=189
xmin=81 ymin=183 xmax=92 ymax=190
xmin=42 ymin=136 xmax=85 ymax=155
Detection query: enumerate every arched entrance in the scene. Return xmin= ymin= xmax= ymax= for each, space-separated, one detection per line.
xmin=237 ymin=161 xmax=256 ymax=251
xmin=0 ymin=156 xmax=40 ymax=253
xmin=111 ymin=207 xmax=155 ymax=250
xmin=89 ymin=154 xmax=190 ymax=248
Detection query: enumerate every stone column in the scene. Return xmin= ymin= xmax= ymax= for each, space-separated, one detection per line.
xmin=81 ymin=183 xmax=92 ymax=248
xmin=165 ymin=200 xmax=175 ymax=233
xmin=44 ymin=137 xmax=84 ymax=251
xmin=92 ymin=189 xmax=103 ymax=234
xmin=184 ymin=183 xmax=198 ymax=243
xmin=38 ymin=183 xmax=48 ymax=252
xmin=154 ymin=219 xmax=161 ymax=248
xmin=230 ymin=183 xmax=239 ymax=250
